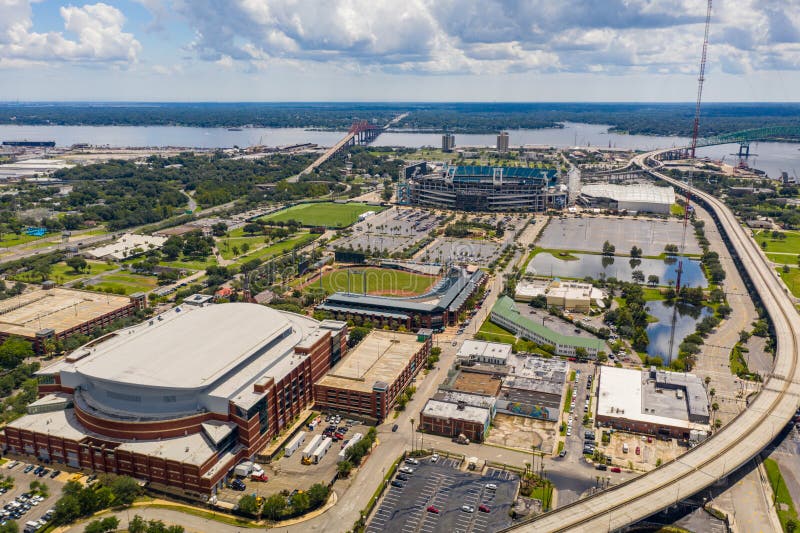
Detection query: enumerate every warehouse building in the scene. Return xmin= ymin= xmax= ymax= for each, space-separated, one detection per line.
xmin=578 ymin=184 xmax=675 ymax=214
xmin=400 ymin=164 xmax=566 ymax=212
xmin=420 ymin=397 xmax=492 ymax=443
xmin=0 ymin=287 xmax=144 ymax=353
xmin=490 ymin=296 xmax=605 ymax=357
xmin=595 ymin=366 xmax=710 ymax=441
xmin=457 ymin=340 xmax=511 ymax=365
xmin=314 ymin=330 xmax=431 ymax=422
xmin=496 ymin=354 xmax=567 ymax=421
xmin=2 ymin=303 xmax=347 ymax=496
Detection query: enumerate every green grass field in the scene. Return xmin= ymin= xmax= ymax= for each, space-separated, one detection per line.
xmin=763 ymin=457 xmax=798 ymax=531
xmin=315 ymin=267 xmax=436 ymax=296
xmin=230 ymin=232 xmax=318 ymax=267
xmin=755 ymin=230 xmax=800 ymax=254
xmin=88 ymin=272 xmax=159 ymax=295
xmin=476 ymin=318 xmax=517 ymax=343
xmin=778 ymin=267 xmax=800 ymax=297
xmin=11 ymin=260 xmax=118 ymax=284
xmin=670 ymin=203 xmax=685 ymax=217
xmin=0 ymin=232 xmax=47 ymax=248
xmin=261 ymin=202 xmax=383 ymax=228
xmin=767 ymin=252 xmax=800 ymax=266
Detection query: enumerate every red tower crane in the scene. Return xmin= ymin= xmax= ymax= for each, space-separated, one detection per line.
xmin=690 ymin=0 xmax=713 ymax=158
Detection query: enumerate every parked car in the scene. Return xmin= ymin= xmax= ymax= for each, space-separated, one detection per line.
xmin=399 ymin=466 xmax=414 ymax=474
xmin=392 ymin=424 xmax=399 ymax=432
xmin=396 ymin=473 xmax=409 ymax=481
xmin=23 ymin=465 xmax=34 ymax=474
xmin=426 ymin=505 xmax=439 ymax=514
xmin=430 ymin=454 xmax=439 ymax=463
xmin=610 ymin=467 xmax=622 ymax=473
xmin=485 ymin=483 xmax=497 ymax=491
xmin=49 ymin=470 xmax=60 ymax=479
xmin=461 ymin=505 xmax=475 ymax=513
xmin=559 ymin=450 xmax=567 ymax=458
xmin=231 ymin=479 xmax=246 ymax=491
xmin=478 ymin=504 xmax=490 ymax=513
xmin=595 ymin=464 xmax=608 ymax=471
xmin=390 ymin=480 xmax=404 ymax=488
xmin=635 ymin=446 xmax=641 ymax=455
xmin=405 ymin=458 xmax=419 ymax=465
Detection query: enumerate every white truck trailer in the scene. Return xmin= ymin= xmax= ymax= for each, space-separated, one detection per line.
xmin=302 ymin=435 xmax=323 ymax=461
xmin=312 ymin=437 xmax=333 ymax=464
xmin=337 ymin=432 xmax=364 ymax=463
xmin=284 ymin=431 xmax=306 ymax=458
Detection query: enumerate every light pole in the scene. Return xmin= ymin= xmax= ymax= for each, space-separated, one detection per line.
xmin=410 ymin=419 xmax=415 ymax=453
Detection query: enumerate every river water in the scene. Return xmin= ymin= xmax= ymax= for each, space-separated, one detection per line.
xmin=1 ymin=121 xmax=797 ymax=179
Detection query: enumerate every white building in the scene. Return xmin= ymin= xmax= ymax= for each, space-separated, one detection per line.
xmin=457 ymin=340 xmax=511 ymax=365
xmin=578 ymin=184 xmax=675 ymax=214
xmin=85 ymin=233 xmax=168 ymax=260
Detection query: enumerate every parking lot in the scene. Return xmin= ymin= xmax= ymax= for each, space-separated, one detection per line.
xmin=217 ymin=417 xmax=369 ymax=503
xmin=420 ymin=239 xmax=502 ymax=264
xmin=335 ymin=207 xmax=446 ymax=255
xmin=538 ymin=216 xmax=702 ymax=256
xmin=0 ymin=459 xmax=69 ymax=530
xmin=367 ymin=457 xmax=517 ymax=533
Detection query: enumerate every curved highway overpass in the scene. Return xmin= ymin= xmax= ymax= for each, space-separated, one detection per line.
xmin=505 ymin=149 xmax=800 ymax=532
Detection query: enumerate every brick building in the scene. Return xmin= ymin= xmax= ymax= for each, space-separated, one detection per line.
xmin=314 ymin=330 xmax=430 ymax=422
xmin=2 ymin=303 xmax=347 ymax=496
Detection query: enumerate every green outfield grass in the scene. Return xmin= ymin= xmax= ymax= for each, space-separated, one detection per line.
xmin=261 ymin=202 xmax=383 ymax=228
xmin=314 ymin=267 xmax=436 ymax=296
xmin=755 ymin=230 xmax=800 ymax=254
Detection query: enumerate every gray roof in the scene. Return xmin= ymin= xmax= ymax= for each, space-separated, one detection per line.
xmin=73 ymin=304 xmax=297 ymax=390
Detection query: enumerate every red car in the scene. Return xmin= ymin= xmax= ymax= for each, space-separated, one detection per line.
xmin=427 ymin=505 xmax=439 ymax=514
xmin=610 ymin=467 xmax=621 ymax=473
xmin=478 ymin=505 xmax=490 ymax=513
xmin=635 ymin=446 xmax=641 ymax=455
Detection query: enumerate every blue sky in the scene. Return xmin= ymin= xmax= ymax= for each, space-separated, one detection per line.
xmin=1 ymin=0 xmax=799 ymax=102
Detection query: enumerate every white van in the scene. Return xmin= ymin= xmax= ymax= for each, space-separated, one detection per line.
xmin=622 ymin=443 xmax=629 ymax=454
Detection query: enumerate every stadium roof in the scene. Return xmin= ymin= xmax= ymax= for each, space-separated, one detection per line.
xmin=446 ymin=165 xmax=557 ymax=180
xmin=74 ymin=303 xmax=296 ymax=390
xmin=580 ymin=184 xmax=675 ymax=205
xmin=491 ymin=296 xmax=605 ymax=351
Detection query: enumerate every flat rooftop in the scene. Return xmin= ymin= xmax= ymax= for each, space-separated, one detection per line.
xmin=422 ymin=399 xmax=490 ymax=426
xmin=451 ymin=370 xmax=503 ymax=396
xmin=74 ymin=303 xmax=295 ymax=390
xmin=458 ymin=340 xmax=511 ymax=362
xmin=597 ymin=366 xmax=709 ymax=430
xmin=5 ymin=408 xmax=221 ymax=466
xmin=0 ymin=287 xmax=131 ymax=338
xmin=317 ymin=330 xmax=422 ymax=393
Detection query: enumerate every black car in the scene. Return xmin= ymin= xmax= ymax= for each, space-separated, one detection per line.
xmin=392 ymin=424 xmax=399 ymax=432
xmin=396 ymin=473 xmax=409 ymax=481
xmin=50 ymin=469 xmax=61 ymax=479
xmin=231 ymin=479 xmax=246 ymax=491
xmin=390 ymin=480 xmax=404 ymax=488
xmin=595 ymin=464 xmax=608 ymax=471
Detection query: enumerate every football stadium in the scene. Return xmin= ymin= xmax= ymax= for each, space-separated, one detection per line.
xmin=399 ymin=163 xmax=567 ymax=212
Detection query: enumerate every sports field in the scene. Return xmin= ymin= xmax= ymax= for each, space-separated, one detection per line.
xmin=314 ymin=267 xmax=436 ymax=296
xmin=261 ymin=202 xmax=383 ymax=228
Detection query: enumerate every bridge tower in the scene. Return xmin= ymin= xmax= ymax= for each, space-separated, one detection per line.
xmin=690 ymin=0 xmax=713 ymax=158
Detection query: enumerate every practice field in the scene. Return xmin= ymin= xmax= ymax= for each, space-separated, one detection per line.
xmin=755 ymin=230 xmax=800 ymax=254
xmin=261 ymin=202 xmax=384 ymax=228
xmin=315 ymin=267 xmax=437 ymax=296
xmin=87 ymin=272 xmax=159 ymax=295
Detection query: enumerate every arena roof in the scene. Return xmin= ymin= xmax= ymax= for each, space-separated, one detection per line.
xmin=580 ymin=184 xmax=676 ymax=205
xmin=74 ymin=303 xmax=294 ymax=390
xmin=317 ymin=330 xmax=423 ymax=393
xmin=0 ymin=288 xmax=132 ymax=338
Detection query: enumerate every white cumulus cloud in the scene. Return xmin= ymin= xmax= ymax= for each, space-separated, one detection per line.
xmin=0 ymin=1 xmax=141 ymax=67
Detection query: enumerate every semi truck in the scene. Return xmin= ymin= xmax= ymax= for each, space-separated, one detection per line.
xmin=284 ymin=431 xmax=306 ymax=458
xmin=311 ymin=437 xmax=333 ymax=464
xmin=301 ymin=435 xmax=323 ymax=464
